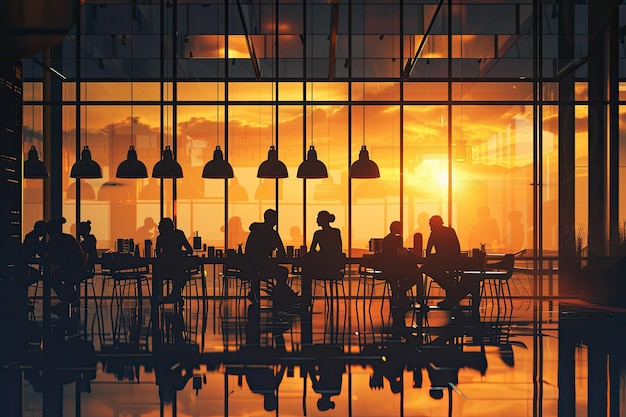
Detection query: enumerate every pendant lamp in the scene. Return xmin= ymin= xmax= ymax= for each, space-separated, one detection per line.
xmin=115 ymin=22 xmax=147 ymax=179
xmin=202 ymin=145 xmax=233 ymax=178
xmin=152 ymin=145 xmax=183 ymax=178
xmin=297 ymin=97 xmax=328 ymax=179
xmin=202 ymin=89 xmax=234 ymax=179
xmin=349 ymin=145 xmax=380 ymax=178
xmin=297 ymin=145 xmax=328 ymax=178
xmin=24 ymin=145 xmax=49 ymax=179
xmin=116 ymin=145 xmax=148 ymax=178
xmin=257 ymin=145 xmax=288 ymax=178
xmin=70 ymin=146 xmax=103 ymax=179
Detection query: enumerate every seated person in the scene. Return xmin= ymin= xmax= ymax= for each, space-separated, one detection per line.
xmin=243 ymin=209 xmax=298 ymax=308
xmin=22 ymin=220 xmax=47 ymax=286
xmin=301 ymin=210 xmax=346 ymax=306
xmin=155 ymin=218 xmax=193 ymax=303
xmin=421 ymin=215 xmax=479 ymax=309
xmin=77 ymin=220 xmax=98 ymax=278
xmin=381 ymin=221 xmax=422 ymax=310
xmin=44 ymin=217 xmax=86 ymax=316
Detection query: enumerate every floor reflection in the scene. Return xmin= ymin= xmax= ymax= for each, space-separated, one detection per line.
xmin=2 ymin=272 xmax=623 ymax=416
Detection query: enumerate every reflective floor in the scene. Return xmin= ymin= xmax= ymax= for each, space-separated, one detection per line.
xmin=3 ymin=269 xmax=624 ymax=417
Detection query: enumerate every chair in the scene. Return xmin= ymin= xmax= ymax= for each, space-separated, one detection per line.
xmin=99 ymin=252 xmax=151 ymax=347
xmin=462 ymin=253 xmax=515 ymax=315
xmin=307 ymin=254 xmax=348 ymax=313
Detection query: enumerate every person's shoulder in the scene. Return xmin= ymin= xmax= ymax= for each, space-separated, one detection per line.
xmin=249 ymin=222 xmax=263 ymax=232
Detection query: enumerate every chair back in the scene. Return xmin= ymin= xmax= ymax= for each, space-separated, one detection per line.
xmin=490 ymin=254 xmax=515 ymax=279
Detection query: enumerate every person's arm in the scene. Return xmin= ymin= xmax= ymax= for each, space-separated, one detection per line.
xmin=275 ymin=232 xmax=287 ymax=258
xmin=425 ymin=233 xmax=434 ymax=256
xmin=179 ymin=230 xmax=193 ymax=254
xmin=337 ymin=229 xmax=343 ymax=253
xmin=310 ymin=231 xmax=320 ymax=252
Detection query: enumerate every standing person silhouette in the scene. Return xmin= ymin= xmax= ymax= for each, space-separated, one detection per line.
xmin=155 ymin=218 xmax=193 ymax=304
xmin=381 ymin=221 xmax=422 ymax=310
xmin=77 ymin=220 xmax=98 ymax=277
xmin=244 ymin=209 xmax=298 ymax=308
xmin=44 ymin=217 xmax=86 ymax=316
xmin=301 ymin=211 xmax=345 ymax=307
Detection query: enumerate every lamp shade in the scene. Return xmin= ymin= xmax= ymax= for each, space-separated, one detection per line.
xmin=152 ymin=145 xmax=183 ymax=178
xmin=257 ymin=145 xmax=288 ymax=178
xmin=202 ymin=145 xmax=234 ymax=178
xmin=297 ymin=145 xmax=328 ymax=178
xmin=24 ymin=145 xmax=49 ymax=179
xmin=116 ymin=145 xmax=148 ymax=178
xmin=70 ymin=146 xmax=103 ymax=178
xmin=349 ymin=145 xmax=380 ymax=178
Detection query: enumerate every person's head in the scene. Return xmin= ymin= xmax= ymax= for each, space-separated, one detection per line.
xmin=263 ymin=209 xmax=278 ymax=226
xmin=477 ymin=206 xmax=490 ymax=220
xmin=144 ymin=217 xmax=156 ymax=227
xmin=33 ymin=220 xmax=47 ymax=236
xmin=78 ymin=220 xmax=92 ymax=237
xmin=158 ymin=217 xmax=175 ymax=234
xmin=389 ymin=221 xmax=402 ymax=235
xmin=46 ymin=217 xmax=66 ymax=236
xmin=263 ymin=393 xmax=278 ymax=411
xmin=317 ymin=394 xmax=336 ymax=411
xmin=429 ymin=215 xmax=444 ymax=230
xmin=317 ymin=210 xmax=335 ymax=226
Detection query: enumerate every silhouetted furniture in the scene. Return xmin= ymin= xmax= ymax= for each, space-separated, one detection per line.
xmin=581 ymin=254 xmax=626 ymax=307
xmin=296 ymin=253 xmax=347 ymax=312
xmin=99 ymin=252 xmax=151 ymax=347
xmin=455 ymin=253 xmax=514 ymax=313
xmin=160 ymin=255 xmax=207 ymax=303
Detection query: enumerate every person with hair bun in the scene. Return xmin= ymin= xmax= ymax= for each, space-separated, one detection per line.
xmin=301 ymin=210 xmax=346 ymax=308
xmin=77 ymin=220 xmax=98 ymax=276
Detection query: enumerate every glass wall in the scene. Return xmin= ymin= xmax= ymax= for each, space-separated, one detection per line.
xmin=21 ymin=1 xmax=621 ymax=260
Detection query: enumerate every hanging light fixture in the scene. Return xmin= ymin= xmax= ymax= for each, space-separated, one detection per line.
xmin=71 ymin=146 xmax=102 ymax=178
xmin=257 ymin=8 xmax=287 ymax=180
xmin=297 ymin=87 xmax=328 ymax=179
xmin=153 ymin=10 xmax=183 ymax=180
xmin=116 ymin=14 xmax=148 ymax=179
xmin=257 ymin=144 xmax=288 ymax=178
xmin=153 ymin=145 xmax=183 ymax=178
xmin=202 ymin=145 xmax=233 ymax=178
xmin=349 ymin=35 xmax=379 ymax=179
xmin=71 ymin=105 xmax=103 ymax=179
xmin=24 ymin=80 xmax=49 ymax=179
xmin=24 ymin=145 xmax=49 ymax=179
xmin=202 ymin=83 xmax=234 ymax=178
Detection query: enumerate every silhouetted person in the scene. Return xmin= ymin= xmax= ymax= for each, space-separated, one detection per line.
xmin=507 ymin=210 xmax=525 ymax=252
xmin=45 ymin=217 xmax=86 ymax=316
xmin=155 ymin=218 xmax=193 ymax=303
xmin=154 ymin=337 xmax=199 ymax=405
xmin=301 ymin=211 xmax=345 ymax=308
xmin=289 ymin=225 xmax=303 ymax=247
xmin=221 ymin=216 xmax=249 ymax=249
xmin=135 ymin=216 xmax=157 ymax=247
xmin=77 ymin=220 xmax=98 ymax=277
xmin=381 ymin=221 xmax=422 ymax=310
xmin=302 ymin=344 xmax=345 ymax=412
xmin=243 ymin=209 xmax=297 ymax=308
xmin=421 ymin=215 xmax=476 ymax=309
xmin=237 ymin=302 xmax=288 ymax=412
xmin=405 ymin=211 xmax=430 ymax=249
xmin=468 ymin=206 xmax=501 ymax=252
xmin=23 ymin=220 xmax=47 ymax=260
xmin=22 ymin=220 xmax=47 ymax=286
